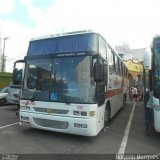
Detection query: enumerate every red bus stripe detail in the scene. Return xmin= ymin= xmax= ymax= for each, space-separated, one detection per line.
xmin=106 ymin=88 xmax=124 ymax=98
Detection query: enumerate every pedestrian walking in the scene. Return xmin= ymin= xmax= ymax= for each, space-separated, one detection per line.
xmin=130 ymin=87 xmax=134 ymax=100
xmin=133 ymin=87 xmax=138 ymax=102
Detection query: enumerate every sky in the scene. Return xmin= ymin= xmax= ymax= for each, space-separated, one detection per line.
xmin=0 ymin=0 xmax=160 ymax=72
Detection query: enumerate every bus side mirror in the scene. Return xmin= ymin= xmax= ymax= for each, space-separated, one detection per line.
xmin=144 ymin=49 xmax=152 ymax=70
xmin=12 ymin=68 xmax=18 ymax=84
xmin=94 ymin=62 xmax=103 ymax=82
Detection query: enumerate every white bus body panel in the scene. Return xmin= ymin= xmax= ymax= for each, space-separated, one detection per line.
xmin=109 ymin=92 xmax=123 ymax=118
xmin=107 ymin=70 xmax=127 ymax=118
xmin=20 ymin=101 xmax=105 ymax=136
xmin=7 ymin=87 xmax=20 ymax=104
xmin=153 ymin=96 xmax=160 ymax=132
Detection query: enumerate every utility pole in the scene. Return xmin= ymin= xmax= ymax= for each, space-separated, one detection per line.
xmin=2 ymin=37 xmax=9 ymax=72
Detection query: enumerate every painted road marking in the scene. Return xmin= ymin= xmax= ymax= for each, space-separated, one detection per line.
xmin=118 ymin=102 xmax=136 ymax=154
xmin=0 ymin=122 xmax=19 ymax=129
xmin=0 ymin=105 xmax=15 ymax=109
xmin=0 ymin=106 xmax=9 ymax=109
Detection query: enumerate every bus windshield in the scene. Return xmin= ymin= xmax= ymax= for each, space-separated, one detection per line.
xmin=21 ymin=56 xmax=96 ymax=104
xmin=154 ymin=40 xmax=160 ymax=97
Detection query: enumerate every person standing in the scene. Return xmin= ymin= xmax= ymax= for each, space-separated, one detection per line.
xmin=130 ymin=87 xmax=134 ymax=100
xmin=133 ymin=87 xmax=138 ymax=102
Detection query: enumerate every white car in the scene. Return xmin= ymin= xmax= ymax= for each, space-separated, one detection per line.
xmin=0 ymin=86 xmax=9 ymax=106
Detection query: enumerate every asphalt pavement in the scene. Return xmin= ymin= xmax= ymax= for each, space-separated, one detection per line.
xmin=0 ymin=101 xmax=160 ymax=159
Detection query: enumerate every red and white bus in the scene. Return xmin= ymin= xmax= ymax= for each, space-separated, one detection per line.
xmin=19 ymin=31 xmax=129 ymax=136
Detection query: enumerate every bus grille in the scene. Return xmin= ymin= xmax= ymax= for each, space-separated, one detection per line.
xmin=33 ymin=118 xmax=69 ymax=129
xmin=33 ymin=107 xmax=69 ymax=114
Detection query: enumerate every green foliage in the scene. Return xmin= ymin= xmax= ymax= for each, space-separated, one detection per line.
xmin=0 ymin=72 xmax=12 ymax=89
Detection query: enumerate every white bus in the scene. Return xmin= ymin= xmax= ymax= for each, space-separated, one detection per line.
xmin=19 ymin=31 xmax=128 ymax=136
xmin=7 ymin=60 xmax=24 ymax=105
xmin=144 ymin=36 xmax=160 ymax=133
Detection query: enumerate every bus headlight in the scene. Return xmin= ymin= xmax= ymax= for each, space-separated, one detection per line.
xmin=81 ymin=112 xmax=87 ymax=116
xmin=73 ymin=111 xmax=87 ymax=116
xmin=89 ymin=111 xmax=95 ymax=117
xmin=20 ymin=106 xmax=30 ymax=111
xmin=26 ymin=106 xmax=30 ymax=110
xmin=21 ymin=106 xmax=26 ymax=110
xmin=73 ymin=111 xmax=95 ymax=117
xmin=21 ymin=116 xmax=29 ymax=121
xmin=73 ymin=111 xmax=80 ymax=116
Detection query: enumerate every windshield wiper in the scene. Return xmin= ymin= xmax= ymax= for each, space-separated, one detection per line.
xmin=63 ymin=96 xmax=71 ymax=105
xmin=30 ymin=88 xmax=37 ymax=102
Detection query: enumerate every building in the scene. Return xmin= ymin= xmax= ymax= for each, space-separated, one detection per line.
xmin=115 ymin=43 xmax=146 ymax=61
xmin=115 ymin=43 xmax=146 ymax=89
xmin=123 ymin=59 xmax=143 ymax=89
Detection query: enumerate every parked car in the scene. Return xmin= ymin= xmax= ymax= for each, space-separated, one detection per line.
xmin=0 ymin=86 xmax=9 ymax=106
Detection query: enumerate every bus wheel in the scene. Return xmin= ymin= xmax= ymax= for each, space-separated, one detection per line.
xmin=104 ymin=104 xmax=110 ymax=127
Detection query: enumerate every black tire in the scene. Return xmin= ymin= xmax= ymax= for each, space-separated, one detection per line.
xmin=0 ymin=98 xmax=7 ymax=106
xmin=104 ymin=104 xmax=111 ymax=127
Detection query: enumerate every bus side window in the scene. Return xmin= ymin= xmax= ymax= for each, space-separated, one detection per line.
xmin=121 ymin=63 xmax=124 ymax=75
xmin=107 ymin=47 xmax=114 ymax=70
xmin=114 ymin=54 xmax=119 ymax=73
xmin=99 ymin=36 xmax=107 ymax=59
xmin=112 ymin=51 xmax=115 ymax=71
xmin=104 ymin=61 xmax=108 ymax=85
xmin=118 ymin=60 xmax=122 ymax=74
xmin=124 ymin=65 xmax=126 ymax=76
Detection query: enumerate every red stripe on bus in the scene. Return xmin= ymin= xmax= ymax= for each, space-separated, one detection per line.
xmin=106 ymin=88 xmax=125 ymax=98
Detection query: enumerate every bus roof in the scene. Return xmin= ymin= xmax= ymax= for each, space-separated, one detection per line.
xmin=30 ymin=30 xmax=94 ymax=41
